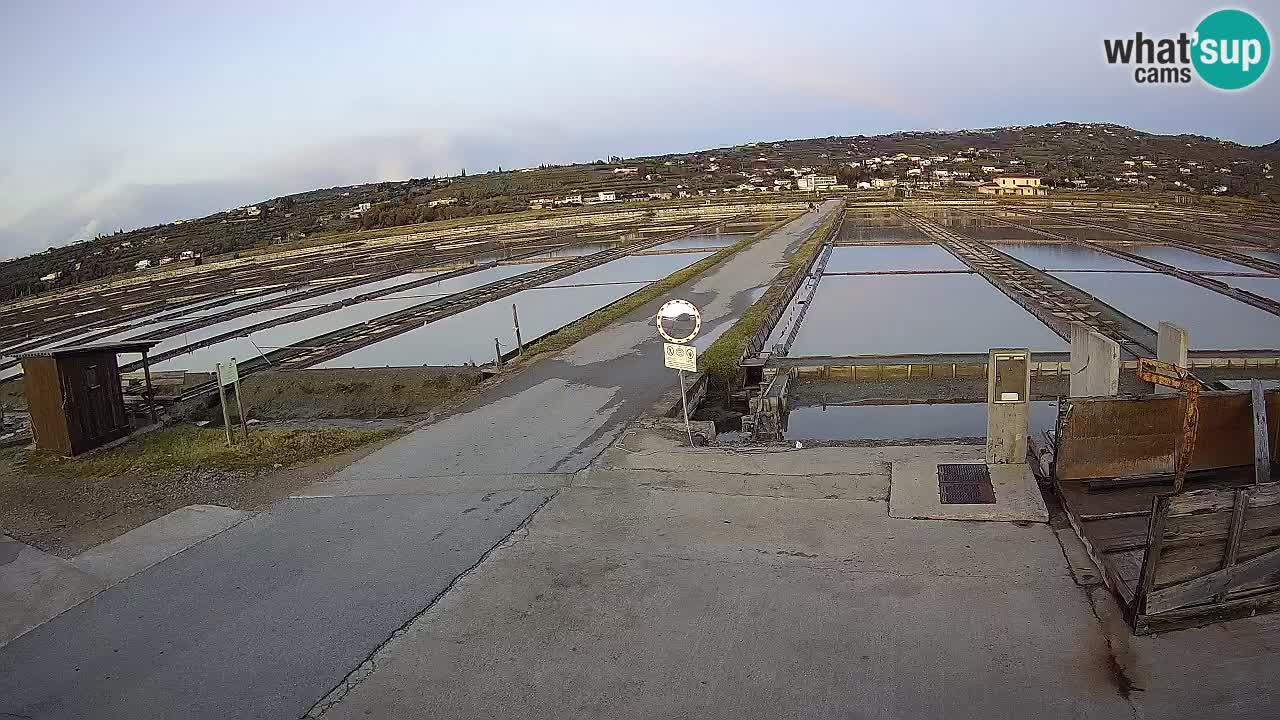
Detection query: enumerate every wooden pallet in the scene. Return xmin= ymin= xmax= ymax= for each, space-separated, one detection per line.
xmin=1054 ymin=387 xmax=1280 ymax=633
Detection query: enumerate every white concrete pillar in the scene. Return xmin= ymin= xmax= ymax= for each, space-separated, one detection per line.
xmin=1156 ymin=322 xmax=1189 ymax=395
xmin=987 ymin=348 xmax=1031 ymax=465
xmin=1069 ymin=322 xmax=1120 ymax=398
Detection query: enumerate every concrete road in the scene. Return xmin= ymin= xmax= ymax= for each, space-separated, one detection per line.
xmin=0 ymin=202 xmax=838 ymax=720
xmin=317 ymin=430 xmax=1280 ymax=720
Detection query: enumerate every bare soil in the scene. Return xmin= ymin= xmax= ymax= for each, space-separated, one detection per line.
xmin=0 ymin=429 xmax=402 ymax=558
xmin=238 ymin=367 xmax=484 ymax=419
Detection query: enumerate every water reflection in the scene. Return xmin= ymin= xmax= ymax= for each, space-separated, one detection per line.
xmin=789 ymin=274 xmax=1065 ymax=356
xmin=784 ymin=400 xmax=1059 ymax=441
xmin=992 ymin=243 xmax=1146 ymax=271
xmin=825 ymin=244 xmax=968 ymax=273
xmin=1126 ymin=246 xmax=1259 ymax=273
xmin=1052 ymin=271 xmax=1280 ymax=351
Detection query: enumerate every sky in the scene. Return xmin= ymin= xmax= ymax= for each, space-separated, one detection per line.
xmin=1 ymin=0 xmax=1276 ymax=259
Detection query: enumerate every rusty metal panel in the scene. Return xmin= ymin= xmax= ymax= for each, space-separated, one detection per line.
xmin=1056 ymin=391 xmax=1280 ymax=481
xmin=20 ymin=356 xmax=71 ymax=455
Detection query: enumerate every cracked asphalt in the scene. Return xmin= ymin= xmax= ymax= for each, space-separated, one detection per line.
xmin=0 ymin=202 xmax=838 ymax=720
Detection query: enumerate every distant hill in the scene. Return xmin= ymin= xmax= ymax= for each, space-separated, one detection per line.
xmin=2 ymin=121 xmax=1276 ymax=303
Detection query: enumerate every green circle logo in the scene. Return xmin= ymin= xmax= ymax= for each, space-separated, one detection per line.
xmin=1193 ymin=9 xmax=1270 ymax=89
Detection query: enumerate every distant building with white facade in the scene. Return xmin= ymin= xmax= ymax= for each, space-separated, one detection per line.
xmin=796 ymin=174 xmax=838 ymax=192
xmin=978 ymin=176 xmax=1046 ymax=196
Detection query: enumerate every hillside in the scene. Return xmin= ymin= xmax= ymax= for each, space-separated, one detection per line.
xmin=2 ymin=121 xmax=1276 ymax=302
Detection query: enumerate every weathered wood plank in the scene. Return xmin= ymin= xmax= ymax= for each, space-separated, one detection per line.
xmin=1255 ymin=380 xmax=1272 ymax=485
xmin=1140 ymin=586 xmax=1280 ymax=635
xmin=1146 ymin=545 xmax=1280 ymax=614
xmin=1079 ymin=510 xmax=1152 ymax=521
xmin=1135 ymin=495 xmax=1172 ymax=616
xmin=1155 ymin=521 xmax=1280 ymax=589
xmin=1162 ymin=500 xmax=1280 ymax=543
xmin=1168 ymin=482 xmax=1280 ymax=515
xmin=1215 ymin=488 xmax=1250 ymax=603
xmin=1106 ymin=548 xmax=1145 ymax=584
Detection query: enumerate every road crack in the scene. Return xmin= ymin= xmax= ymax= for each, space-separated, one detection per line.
xmin=302 ymin=490 xmax=559 ymax=718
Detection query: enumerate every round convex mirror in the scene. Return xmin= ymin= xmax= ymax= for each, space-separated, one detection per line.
xmin=656 ymin=299 xmax=701 ymax=344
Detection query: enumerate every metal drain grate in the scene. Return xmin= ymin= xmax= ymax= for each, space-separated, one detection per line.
xmin=938 ymin=464 xmax=996 ymax=504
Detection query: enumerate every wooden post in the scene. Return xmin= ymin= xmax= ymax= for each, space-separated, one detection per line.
xmin=512 ymin=303 xmax=523 ymax=356
xmin=1252 ymin=379 xmax=1270 ymax=485
xmin=227 ymin=358 xmax=249 ymax=443
xmin=234 ymin=383 xmax=249 ymax=443
xmin=141 ymin=349 xmax=157 ymax=425
xmin=216 ymin=363 xmax=232 ymax=447
xmin=678 ymin=369 xmax=694 ymax=446
xmin=494 ymin=338 xmax=503 ymax=367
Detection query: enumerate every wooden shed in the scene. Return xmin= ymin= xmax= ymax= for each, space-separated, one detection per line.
xmin=16 ymin=341 xmax=161 ymax=456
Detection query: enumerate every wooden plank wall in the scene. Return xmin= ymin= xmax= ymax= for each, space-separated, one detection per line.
xmin=20 ymin=356 xmax=69 ymax=454
xmin=1056 ymin=391 xmax=1280 ymax=482
xmin=1145 ymin=484 xmax=1280 ymax=615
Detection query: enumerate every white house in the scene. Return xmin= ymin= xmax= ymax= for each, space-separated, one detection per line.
xmin=135 ymin=259 xmax=152 ymax=270
xmin=427 ymin=197 xmax=458 ymax=208
xmin=39 ymin=271 xmax=61 ymax=282
xmin=612 ymin=167 xmax=638 ymax=175
xmin=179 ymin=250 xmax=196 ymax=261
xmin=158 ymin=256 xmax=174 ymax=266
xmin=796 ymin=174 xmax=838 ymax=192
xmin=871 ymin=178 xmax=898 ymax=189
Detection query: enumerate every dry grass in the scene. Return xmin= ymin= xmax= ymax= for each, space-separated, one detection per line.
xmin=18 ymin=425 xmax=395 ymax=478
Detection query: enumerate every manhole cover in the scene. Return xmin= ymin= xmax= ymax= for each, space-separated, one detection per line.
xmin=938 ymin=464 xmax=995 ymax=504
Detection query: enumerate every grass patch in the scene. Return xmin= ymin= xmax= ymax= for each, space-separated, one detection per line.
xmin=522 ymin=212 xmax=802 ymax=358
xmin=19 ymin=425 xmax=396 ymax=478
xmin=700 ymin=208 xmax=842 ymax=382
xmin=242 ymin=368 xmax=485 ymax=419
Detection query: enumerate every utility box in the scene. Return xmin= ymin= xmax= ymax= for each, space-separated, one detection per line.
xmin=987 ymin=348 xmax=1031 ymax=465
xmin=16 ymin=341 xmax=160 ymax=456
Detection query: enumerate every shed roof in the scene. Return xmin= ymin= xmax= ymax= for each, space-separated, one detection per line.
xmin=16 ymin=340 xmax=161 ymax=359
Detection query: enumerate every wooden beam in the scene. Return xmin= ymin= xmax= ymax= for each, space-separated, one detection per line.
xmin=1169 ymin=482 xmax=1280 ymax=514
xmin=1147 ymin=542 xmax=1280 ymax=614
xmin=1134 ymin=495 xmax=1172 ymax=619
xmin=1254 ymin=380 xmax=1271 ymax=485
xmin=140 ymin=349 xmax=157 ymax=426
xmin=1140 ymin=586 xmax=1280 ymax=635
xmin=1214 ymin=488 xmax=1250 ymax=603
